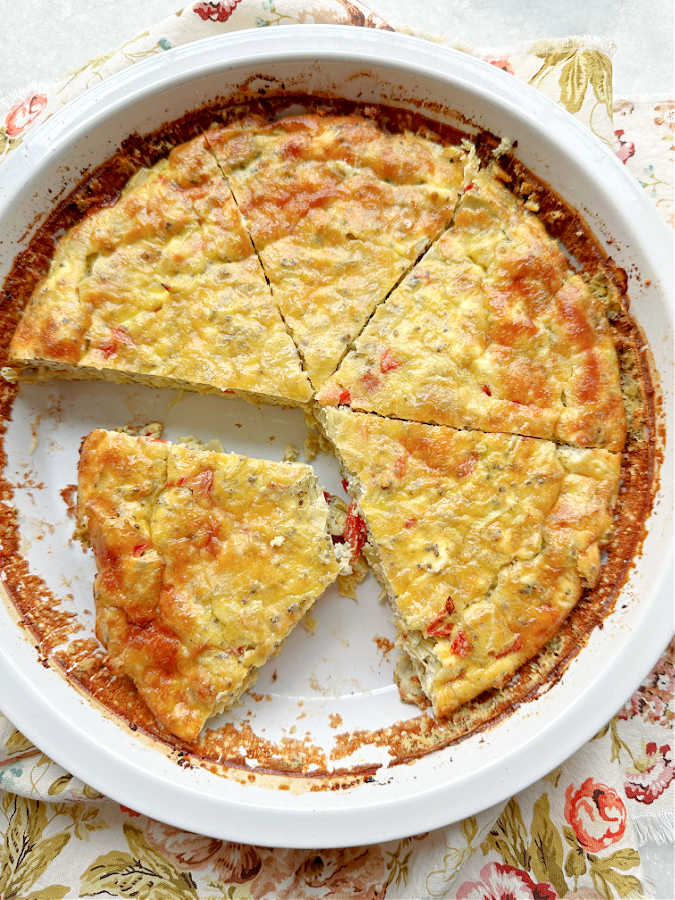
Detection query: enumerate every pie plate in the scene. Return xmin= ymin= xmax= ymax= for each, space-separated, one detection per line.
xmin=0 ymin=26 xmax=671 ymax=848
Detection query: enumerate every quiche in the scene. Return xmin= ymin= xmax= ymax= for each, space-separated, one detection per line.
xmin=320 ymin=407 xmax=621 ymax=717
xmin=206 ymin=112 xmax=466 ymax=387
xmin=77 ymin=429 xmax=339 ymax=740
xmin=9 ymin=134 xmax=312 ymax=406
xmin=318 ymin=168 xmax=626 ymax=451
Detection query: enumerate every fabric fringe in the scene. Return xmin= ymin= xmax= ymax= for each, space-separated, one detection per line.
xmin=632 ymin=810 xmax=675 ymax=846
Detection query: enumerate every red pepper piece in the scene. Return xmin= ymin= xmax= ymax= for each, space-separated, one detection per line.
xmin=190 ymin=468 xmax=214 ymax=498
xmin=425 ymin=596 xmax=455 ymax=637
xmin=360 ymin=372 xmax=381 ymax=393
xmin=99 ymin=326 xmax=134 ymax=359
xmin=494 ymin=634 xmax=523 ymax=658
xmin=380 ymin=348 xmax=402 ymax=373
xmin=451 ymin=629 xmax=471 ymax=657
xmin=393 ymin=452 xmax=407 ymax=479
xmin=344 ymin=502 xmax=368 ymax=559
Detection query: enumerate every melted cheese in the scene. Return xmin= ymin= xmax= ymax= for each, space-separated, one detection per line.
xmin=321 ymin=408 xmax=620 ymax=717
xmin=77 ymin=430 xmax=338 ymax=740
xmin=319 ymin=168 xmax=626 ymax=450
xmin=206 ymin=113 xmax=465 ymax=387
xmin=10 ymin=135 xmax=312 ymax=405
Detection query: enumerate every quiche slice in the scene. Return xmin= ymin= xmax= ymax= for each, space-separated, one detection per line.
xmin=10 ymin=134 xmax=312 ymax=406
xmin=206 ymin=112 xmax=465 ymax=388
xmin=319 ymin=168 xmax=626 ymax=451
xmin=320 ymin=407 xmax=620 ymax=718
xmin=77 ymin=429 xmax=339 ymax=740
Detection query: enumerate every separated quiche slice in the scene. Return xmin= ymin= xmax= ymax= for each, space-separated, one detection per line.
xmin=319 ymin=168 xmax=626 ymax=451
xmin=320 ymin=408 xmax=620 ymax=718
xmin=206 ymin=112 xmax=465 ymax=388
xmin=77 ymin=429 xmax=339 ymax=741
xmin=10 ymin=134 xmax=312 ymax=406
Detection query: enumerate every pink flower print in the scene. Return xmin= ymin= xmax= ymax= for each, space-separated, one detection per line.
xmin=564 ymin=778 xmax=627 ymax=852
xmin=5 ymin=93 xmax=48 ymax=138
xmin=457 ymin=861 xmax=557 ymax=900
xmin=193 ymin=0 xmax=241 ymax=22
xmin=485 ymin=58 xmax=515 ymax=75
xmin=625 ymin=742 xmax=675 ymax=804
xmin=614 ymin=129 xmax=635 ymax=164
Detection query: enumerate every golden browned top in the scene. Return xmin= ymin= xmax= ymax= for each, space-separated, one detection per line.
xmin=321 ymin=408 xmax=620 ymax=717
xmin=10 ymin=135 xmax=312 ymax=404
xmin=319 ymin=169 xmax=626 ymax=451
xmin=77 ymin=429 xmax=338 ymax=741
xmin=206 ymin=112 xmax=465 ymax=387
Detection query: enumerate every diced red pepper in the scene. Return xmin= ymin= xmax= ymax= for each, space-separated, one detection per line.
xmin=404 ymin=517 xmax=417 ymax=528
xmin=451 ymin=629 xmax=471 ymax=657
xmin=494 ymin=634 xmax=522 ymax=658
xmin=99 ymin=326 xmax=134 ymax=359
xmin=323 ymin=491 xmax=335 ymax=503
xmin=320 ymin=385 xmax=351 ymax=406
xmin=344 ymin=502 xmax=368 ymax=559
xmin=482 ymin=384 xmax=492 ymax=396
xmin=464 ymin=183 xmax=474 ymax=192
xmin=380 ymin=348 xmax=402 ymax=373
xmin=360 ymin=371 xmax=381 ymax=393
xmin=455 ymin=455 xmax=476 ymax=478
xmin=132 ymin=542 xmax=149 ymax=557
xmin=393 ymin=452 xmax=407 ymax=479
xmin=190 ymin=468 xmax=214 ymax=498
xmin=341 ymin=478 xmax=349 ymax=492
xmin=425 ymin=596 xmax=455 ymax=637
xmin=202 ymin=516 xmax=220 ymax=556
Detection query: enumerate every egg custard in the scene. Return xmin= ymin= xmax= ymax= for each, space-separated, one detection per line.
xmin=320 ymin=407 xmax=620 ymax=717
xmin=319 ymin=168 xmax=626 ymax=451
xmin=77 ymin=429 xmax=339 ymax=740
xmin=206 ymin=112 xmax=466 ymax=388
xmin=9 ymin=134 xmax=312 ymax=406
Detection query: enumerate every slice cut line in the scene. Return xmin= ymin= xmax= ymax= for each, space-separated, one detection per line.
xmin=320 ymin=406 xmax=621 ymax=718
xmin=318 ymin=168 xmax=626 ymax=451
xmin=10 ymin=134 xmax=313 ymax=406
xmin=206 ymin=112 xmax=466 ymax=388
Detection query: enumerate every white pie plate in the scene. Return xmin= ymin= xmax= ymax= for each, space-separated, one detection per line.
xmin=0 ymin=26 xmax=672 ymax=848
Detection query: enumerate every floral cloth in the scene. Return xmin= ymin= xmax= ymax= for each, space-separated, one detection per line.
xmin=0 ymin=2 xmax=673 ymax=898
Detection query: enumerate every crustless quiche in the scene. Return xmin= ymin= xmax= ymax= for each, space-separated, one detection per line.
xmin=10 ymin=103 xmax=635 ymax=729
xmin=77 ymin=429 xmax=339 ymax=740
xmin=321 ymin=407 xmax=620 ymax=717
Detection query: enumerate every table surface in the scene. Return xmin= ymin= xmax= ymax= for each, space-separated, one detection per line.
xmin=0 ymin=0 xmax=673 ymax=100
xmin=1 ymin=2 xmax=673 ymax=896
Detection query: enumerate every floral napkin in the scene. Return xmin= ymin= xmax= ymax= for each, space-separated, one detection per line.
xmin=0 ymin=3 xmax=673 ymax=898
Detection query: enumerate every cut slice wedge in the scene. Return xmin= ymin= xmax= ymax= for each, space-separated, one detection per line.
xmin=206 ymin=112 xmax=465 ymax=388
xmin=319 ymin=168 xmax=626 ymax=450
xmin=77 ymin=429 xmax=338 ymax=740
xmin=10 ymin=134 xmax=312 ymax=406
xmin=320 ymin=407 xmax=620 ymax=718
